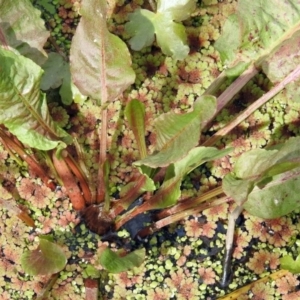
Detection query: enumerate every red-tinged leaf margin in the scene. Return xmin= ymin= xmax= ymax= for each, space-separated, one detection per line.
xmin=21 ymin=238 xmax=67 ymax=276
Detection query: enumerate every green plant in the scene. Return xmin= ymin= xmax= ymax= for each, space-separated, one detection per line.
xmin=124 ymin=0 xmax=196 ymax=60
xmin=2 ymin=0 xmax=300 ymax=298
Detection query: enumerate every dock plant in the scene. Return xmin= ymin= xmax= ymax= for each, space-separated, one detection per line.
xmin=1 ymin=0 xmax=300 ymax=298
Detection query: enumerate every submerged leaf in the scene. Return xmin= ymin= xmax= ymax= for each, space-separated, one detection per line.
xmin=21 ymin=238 xmax=67 ymax=276
xmin=70 ymin=0 xmax=135 ymax=104
xmin=0 ymin=48 xmax=72 ymax=150
xmin=99 ymin=248 xmax=145 ymax=273
xmin=0 ymin=0 xmax=49 ymax=65
xmin=134 ymin=95 xmax=216 ymax=168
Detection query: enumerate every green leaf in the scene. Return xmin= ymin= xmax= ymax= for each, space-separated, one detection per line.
xmin=99 ymin=248 xmax=145 ymax=274
xmin=0 ymin=48 xmax=72 ymax=150
xmin=262 ymin=30 xmax=300 ymax=84
xmin=157 ymin=0 xmax=196 ymax=22
xmin=125 ymin=99 xmax=147 ymax=159
xmin=59 ymin=66 xmax=88 ymax=105
xmin=233 ymin=148 xmax=278 ymax=179
xmin=125 ymin=0 xmax=196 ymax=60
xmin=124 ymin=9 xmax=155 ymax=51
xmin=215 ymin=0 xmax=300 ymax=72
xmin=222 ymin=174 xmax=254 ymax=206
xmin=83 ymin=264 xmax=101 ymax=279
xmin=37 ymin=0 xmax=56 ymax=14
xmin=261 ymin=30 xmax=300 ymax=101
xmin=21 ymin=239 xmax=67 ymax=276
xmin=145 ymin=146 xmax=232 ymax=209
xmin=134 ymin=95 xmax=216 ymax=168
xmin=136 ymin=165 xmax=157 ymax=192
xmin=153 ymin=14 xmax=189 ymax=60
xmin=280 ymin=254 xmax=300 ymax=274
xmin=70 ymin=0 xmax=135 ymax=105
xmin=41 ymin=53 xmax=67 ymax=90
xmin=223 ymin=137 xmax=300 ymax=218
xmin=41 ymin=53 xmax=87 ymax=105
xmin=0 ymin=0 xmax=49 ymax=65
xmin=243 ymin=168 xmax=300 ymax=219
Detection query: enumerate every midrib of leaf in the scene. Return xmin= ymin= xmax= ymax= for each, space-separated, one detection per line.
xmin=99 ymin=25 xmax=108 ymax=105
xmin=12 ymin=84 xmax=59 ymax=140
xmin=158 ymin=113 xmax=199 ymax=151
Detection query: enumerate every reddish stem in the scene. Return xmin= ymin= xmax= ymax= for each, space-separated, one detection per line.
xmin=0 ymin=128 xmax=55 ymax=190
xmin=64 ymin=154 xmax=93 ymax=205
xmin=138 ymin=197 xmax=230 ymax=237
xmin=52 ymin=151 xmax=86 ymax=210
xmin=109 ymin=175 xmax=146 ymax=218
xmin=84 ymin=278 xmax=99 ymax=300
xmin=114 ymin=199 xmax=154 ymax=231
xmin=156 ymin=186 xmax=224 ymax=219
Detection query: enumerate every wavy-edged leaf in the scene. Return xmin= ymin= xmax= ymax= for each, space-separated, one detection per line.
xmin=21 ymin=238 xmax=67 ymax=276
xmin=146 ymin=146 xmax=232 ymax=209
xmin=99 ymin=248 xmax=145 ymax=274
xmin=70 ymin=0 xmax=135 ymax=105
xmin=124 ymin=9 xmax=155 ymax=51
xmin=244 ymin=168 xmax=300 ymax=219
xmin=223 ymin=137 xmax=300 ymax=218
xmin=0 ymin=48 xmax=72 ymax=150
xmin=41 ymin=53 xmax=87 ymax=105
xmin=0 ymin=0 xmax=49 ymax=65
xmin=125 ymin=0 xmax=195 ymax=60
xmin=157 ymin=0 xmax=196 ymax=22
xmin=134 ymin=95 xmax=216 ymax=168
xmin=41 ymin=53 xmax=67 ymax=90
xmin=215 ymin=0 xmax=300 ymax=73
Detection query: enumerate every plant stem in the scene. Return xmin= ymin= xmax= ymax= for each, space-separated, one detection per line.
xmin=97 ymin=108 xmax=108 ymax=204
xmin=0 ymin=128 xmax=55 ymax=190
xmin=156 ymin=186 xmax=224 ymax=219
xmin=84 ymin=278 xmax=99 ymax=300
xmin=35 ymin=273 xmax=59 ymax=300
xmin=65 ymin=154 xmax=93 ymax=205
xmin=220 ymin=205 xmax=243 ymax=288
xmin=0 ymin=198 xmax=35 ymax=227
xmin=52 ymin=151 xmax=86 ymax=210
xmin=110 ymin=175 xmax=146 ymax=218
xmin=204 ymin=71 xmax=229 ymax=96
xmin=203 ymin=64 xmax=300 ymax=147
xmin=138 ymin=196 xmax=230 ymax=237
xmin=114 ymin=186 xmax=226 ymax=232
xmin=215 ymin=64 xmax=259 ymax=115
